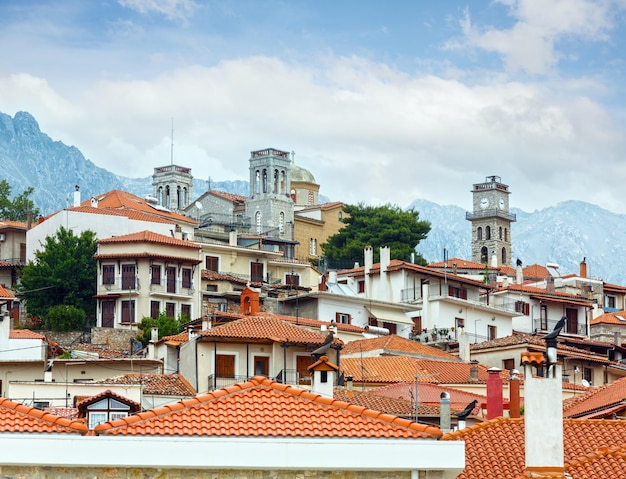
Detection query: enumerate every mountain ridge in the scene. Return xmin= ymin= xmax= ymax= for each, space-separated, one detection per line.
xmin=1 ymin=110 xmax=623 ymax=284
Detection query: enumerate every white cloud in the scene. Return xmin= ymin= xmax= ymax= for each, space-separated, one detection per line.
xmin=454 ymin=0 xmax=619 ymax=74
xmin=118 ymin=0 xmax=199 ymax=23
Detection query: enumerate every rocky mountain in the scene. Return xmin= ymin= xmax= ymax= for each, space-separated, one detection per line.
xmin=1 ymin=110 xmax=625 ymax=284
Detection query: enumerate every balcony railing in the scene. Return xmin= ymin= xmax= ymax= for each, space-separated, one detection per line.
xmin=207 ymin=374 xmax=252 ymax=391
xmin=533 ymin=317 xmax=588 ymax=336
xmin=466 ymin=209 xmax=517 ymax=221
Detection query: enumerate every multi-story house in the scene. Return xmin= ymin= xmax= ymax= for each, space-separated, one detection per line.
xmin=0 ymin=219 xmax=26 ymax=291
xmin=94 ymin=230 xmax=202 ymax=328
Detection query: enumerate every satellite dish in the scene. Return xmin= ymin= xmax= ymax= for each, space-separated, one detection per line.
xmin=195 ymin=201 xmax=203 ymax=209
xmin=581 ymin=379 xmax=590 ymax=388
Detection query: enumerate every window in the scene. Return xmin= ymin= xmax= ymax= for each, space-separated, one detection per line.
xmin=515 ymin=301 xmax=530 ymax=315
xmin=565 ymin=308 xmax=578 ymax=334
xmin=150 ymin=301 xmax=160 ymax=319
xmin=504 ymin=228 xmax=508 ymax=242
xmin=182 ymin=268 xmax=192 ymax=289
xmin=121 ymin=264 xmax=136 ymax=290
xmin=486 ymin=226 xmax=491 ymax=240
xmin=216 ymin=354 xmax=235 ymax=378
xmin=86 ymin=398 xmax=132 ymax=430
xmin=583 ymin=367 xmax=592 ymax=385
xmin=121 ymin=300 xmax=135 ymax=323
xmin=285 ymin=273 xmax=299 ymax=286
xmin=251 ymin=261 xmax=264 ymax=283
xmin=501 ymin=247 xmax=507 ymax=265
xmin=499 ymin=227 xmax=503 ymax=240
xmin=503 ymin=358 xmax=515 ymax=371
xmin=205 ymin=256 xmax=219 ymax=272
xmin=181 ymin=304 xmax=191 ymax=320
xmin=412 ymin=316 xmax=422 ymax=336
xmin=382 ymin=321 xmax=397 ymax=335
xmin=336 ymin=312 xmax=351 ymax=324
xmin=20 ymin=243 xmax=26 ymax=263
xmin=254 ymin=356 xmax=269 ymax=376
xmin=540 ymin=305 xmax=548 ymax=330
xmin=102 ymin=300 xmax=115 ymax=328
xmin=206 ymin=284 xmax=218 ymax=292
xmin=151 ymin=265 xmax=161 ymax=285
xmin=166 ymin=302 xmax=175 ymax=317
xmin=255 ymin=211 xmax=262 ymax=234
xmin=166 ymin=266 xmax=176 ymax=293
xmin=606 ymin=295 xmax=617 ymax=309
xmin=338 ymin=211 xmax=343 ymax=221
xmin=477 ymin=227 xmax=483 ymax=241
xmin=33 ymin=401 xmax=50 ymax=410
xmin=102 ymin=265 xmax=115 ymax=285
xmin=358 ymin=281 xmax=365 ymax=293
xmin=308 ymin=190 xmax=314 ymax=205
xmin=448 ymin=286 xmax=468 ymax=299
xmin=480 ymin=247 xmax=488 ymax=263
xmin=279 ymin=212 xmax=285 ymax=234
xmin=217 ymin=302 xmax=228 ymax=312
xmin=488 ymin=325 xmax=497 ymax=340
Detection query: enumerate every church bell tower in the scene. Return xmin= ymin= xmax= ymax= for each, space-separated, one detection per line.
xmin=467 ymin=176 xmax=516 ymax=266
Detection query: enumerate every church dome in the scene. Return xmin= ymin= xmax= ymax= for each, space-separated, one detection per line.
xmin=291 ymin=164 xmax=317 ymax=184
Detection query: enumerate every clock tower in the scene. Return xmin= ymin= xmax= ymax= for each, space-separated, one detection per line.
xmin=467 ymin=176 xmax=516 ymax=266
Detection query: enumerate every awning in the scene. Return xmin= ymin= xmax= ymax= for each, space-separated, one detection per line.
xmin=366 ymin=306 xmax=414 ymax=325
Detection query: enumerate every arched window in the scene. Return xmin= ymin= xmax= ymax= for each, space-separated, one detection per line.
xmin=477 ymin=227 xmax=483 ymax=241
xmin=176 ymin=186 xmax=182 ymax=209
xmin=501 ymin=247 xmax=507 ymax=265
xmin=158 ymin=186 xmax=163 ymax=205
xmin=279 ymin=212 xmax=285 ymax=234
xmin=499 ymin=226 xmax=503 ymax=240
xmin=505 ymin=228 xmax=508 ymax=242
xmin=165 ymin=186 xmax=171 ymax=208
xmin=281 ymin=171 xmax=286 ymax=193
xmin=182 ymin=187 xmax=188 ymax=208
xmin=255 ymin=211 xmax=262 ymax=234
xmin=262 ymin=169 xmax=268 ymax=193
xmin=486 ymin=226 xmax=491 ymax=240
xmin=274 ymin=169 xmax=279 ymax=193
xmin=480 ymin=247 xmax=488 ymax=264
xmin=254 ymin=170 xmax=260 ymax=195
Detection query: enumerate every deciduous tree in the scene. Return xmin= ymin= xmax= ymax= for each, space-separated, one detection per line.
xmin=0 ymin=179 xmax=40 ymax=221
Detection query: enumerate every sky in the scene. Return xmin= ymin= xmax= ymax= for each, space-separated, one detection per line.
xmin=1 ymin=0 xmax=626 ymax=213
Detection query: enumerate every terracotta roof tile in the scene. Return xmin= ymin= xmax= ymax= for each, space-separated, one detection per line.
xmin=563 ymin=376 xmax=626 ymax=418
xmin=590 ymin=311 xmax=626 ymax=326
xmin=70 ymin=343 xmax=131 ymax=359
xmin=89 ymin=374 xmax=196 ymax=396
xmin=522 ymin=264 xmax=552 ymax=279
xmin=0 ymin=285 xmax=15 ymax=298
xmin=443 ymin=418 xmax=626 ymax=479
xmin=97 ymin=230 xmax=201 ymax=249
xmin=0 ymin=398 xmax=88 ymax=434
xmin=340 ymin=356 xmax=507 ymax=385
xmin=95 ymin=376 xmax=442 ymax=438
xmin=207 ymin=190 xmax=247 ymax=205
xmin=9 ymin=329 xmax=45 ymax=339
xmin=197 ymin=315 xmax=343 ymax=346
xmin=341 ymin=334 xmax=459 ymax=360
xmin=371 ymin=382 xmax=491 ymax=409
xmin=0 ymin=220 xmax=27 ymax=229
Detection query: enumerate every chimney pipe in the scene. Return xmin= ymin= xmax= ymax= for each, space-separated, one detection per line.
xmin=580 ymin=257 xmax=587 ymax=278
xmin=73 ymin=185 xmax=81 ymax=207
xmin=486 ymin=367 xmax=504 ymax=419
xmin=509 ymin=369 xmax=521 ymax=418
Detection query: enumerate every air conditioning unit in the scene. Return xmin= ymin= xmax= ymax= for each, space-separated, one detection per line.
xmin=0 ymin=233 xmax=5 ymax=241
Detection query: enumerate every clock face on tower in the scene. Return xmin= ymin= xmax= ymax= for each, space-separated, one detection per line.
xmin=480 ymin=198 xmax=489 ymax=209
xmin=499 ymin=198 xmax=505 ymax=209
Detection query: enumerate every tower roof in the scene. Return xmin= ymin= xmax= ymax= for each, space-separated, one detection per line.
xmin=291 ymin=164 xmax=317 ymax=184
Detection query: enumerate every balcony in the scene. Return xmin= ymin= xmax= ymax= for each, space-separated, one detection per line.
xmin=466 ymin=209 xmax=517 ymax=222
xmin=207 ymin=369 xmax=310 ymax=391
xmin=533 ymin=317 xmax=588 ymax=337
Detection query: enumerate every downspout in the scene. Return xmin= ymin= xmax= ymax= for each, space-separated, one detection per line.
xmin=213 ymin=341 xmax=217 ymax=390
xmin=195 ymin=337 xmax=199 ymax=392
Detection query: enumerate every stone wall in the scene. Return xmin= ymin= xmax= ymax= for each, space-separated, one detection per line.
xmin=0 ymin=466 xmax=430 ymax=479
xmin=91 ymin=327 xmax=138 ymax=352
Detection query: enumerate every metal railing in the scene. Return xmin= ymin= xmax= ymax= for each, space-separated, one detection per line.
xmin=207 ymin=374 xmax=251 ymax=391
xmin=533 ymin=317 xmax=588 ymax=336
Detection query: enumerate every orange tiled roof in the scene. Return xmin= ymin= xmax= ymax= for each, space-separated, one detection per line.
xmin=340 ymin=334 xmax=459 ymax=360
xmin=333 ymin=389 xmax=415 ymax=417
xmin=207 ymin=190 xmax=247 ymax=205
xmin=443 ymin=418 xmax=626 ymax=479
xmin=0 ymin=285 xmax=15 ymax=298
xmin=55 ymin=189 xmax=197 ymax=225
xmin=76 ymin=389 xmax=142 ymax=412
xmin=0 ymin=398 xmax=88 ymax=434
xmin=590 ymin=311 xmax=626 ymax=326
xmin=95 ymin=376 xmax=442 ymax=438
xmin=90 ymin=374 xmax=196 ymax=396
xmin=563 ymin=376 xmax=626 ymax=418
xmin=341 ymin=356 xmax=507 ymax=385
xmin=428 ymin=257 xmax=495 ymax=271
xmin=371 ymin=382 xmax=491 ymax=408
xmin=0 ymin=220 xmax=27 ymax=229
xmin=523 ymin=264 xmax=552 ymax=279
xmin=9 ymin=329 xmax=45 ymax=340
xmin=197 ymin=315 xmax=344 ymax=346
xmin=603 ymin=282 xmax=626 ymax=293
xmin=98 ymin=230 xmax=201 ymax=249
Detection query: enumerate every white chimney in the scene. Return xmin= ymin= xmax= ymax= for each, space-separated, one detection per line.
xmin=309 ymin=356 xmax=338 ymax=398
xmin=516 ymin=263 xmax=523 ymax=284
xmin=90 ymin=197 xmax=99 ymax=208
xmin=73 ymin=185 xmax=81 ymax=207
xmin=490 ymin=252 xmax=498 ymax=268
xmin=380 ymin=246 xmax=390 ymax=273
xmin=364 ymin=246 xmax=373 ymax=275
xmin=229 ymin=230 xmax=238 ymax=246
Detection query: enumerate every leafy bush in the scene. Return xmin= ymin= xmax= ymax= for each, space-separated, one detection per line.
xmin=44 ymin=305 xmax=86 ymax=332
xmin=136 ymin=312 xmax=185 ymax=346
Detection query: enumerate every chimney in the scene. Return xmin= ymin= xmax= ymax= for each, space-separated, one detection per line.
xmin=546 ymin=276 xmax=555 ymax=294
xmin=90 ymin=197 xmax=99 ymax=208
xmin=364 ymin=246 xmax=373 ymax=275
xmin=486 ymin=367 xmax=504 ymax=419
xmin=458 ymin=331 xmax=470 ymax=362
xmin=26 ymin=209 xmax=33 ymax=230
xmin=614 ymin=331 xmax=622 ymax=347
xmin=580 ymin=257 xmax=587 ymax=278
xmin=202 ymin=316 xmax=211 ymax=330
xmin=346 ymin=374 xmax=353 ymax=397
xmin=490 ymin=251 xmax=498 ymax=268
xmin=509 ymin=369 xmax=521 ymax=418
xmin=502 ymin=276 xmax=509 ymax=288
xmin=73 ymin=185 xmax=81 ymax=207
xmin=150 ymin=327 xmax=159 ymax=343
xmin=318 ymin=274 xmax=327 ymax=292
xmin=174 ymin=224 xmax=183 ymax=240
xmin=229 ymin=230 xmax=238 ymax=246
xmin=380 ymin=246 xmax=390 ymax=273
xmin=469 ymin=360 xmax=479 ymax=382
xmin=516 ymin=262 xmax=523 ymax=284
xmin=309 ymin=356 xmax=338 ymax=398
xmin=440 ymin=392 xmax=451 ymax=433
xmin=328 ymin=271 xmax=337 ymax=284
xmin=522 ymin=352 xmax=564 ymax=476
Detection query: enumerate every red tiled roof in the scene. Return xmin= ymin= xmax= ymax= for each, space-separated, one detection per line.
xmin=563 ymin=376 xmax=626 ymax=418
xmin=90 ymin=374 xmax=196 ymax=396
xmin=333 ymin=389 xmax=415 ymax=417
xmin=371 ymin=382 xmax=491 ymax=408
xmin=523 ymin=264 xmax=552 ymax=279
xmin=95 ymin=376 xmax=442 ymax=438
xmin=341 ymin=356 xmax=508 ymax=385
xmin=428 ymin=257 xmax=495 ymax=271
xmin=443 ymin=418 xmax=626 ymax=479
xmin=0 ymin=285 xmax=15 ymax=298
xmin=9 ymin=329 xmax=45 ymax=340
xmin=208 ymin=190 xmax=247 ymax=205
xmin=0 ymin=220 xmax=27 ymax=229
xmin=97 ymin=230 xmax=201 ymax=249
xmin=0 ymin=398 xmax=87 ymax=434
xmin=590 ymin=311 xmax=626 ymax=326
xmin=341 ymin=334 xmax=459 ymax=360
xmin=197 ymin=315 xmax=343 ymax=346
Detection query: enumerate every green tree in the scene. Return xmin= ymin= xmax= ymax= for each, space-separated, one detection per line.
xmin=136 ymin=312 xmax=185 ymax=346
xmin=321 ymin=203 xmax=431 ymax=265
xmin=0 ymin=179 xmax=40 ymax=221
xmin=16 ymin=227 xmax=97 ymax=328
xmin=45 ymin=304 xmax=86 ymax=332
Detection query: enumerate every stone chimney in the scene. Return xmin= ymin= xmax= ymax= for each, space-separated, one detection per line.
xmin=440 ymin=392 xmax=451 ymax=433
xmin=615 ymin=331 xmax=622 ymax=347
xmin=318 ymin=274 xmax=327 ymax=292
xmin=486 ymin=367 xmax=504 ymax=419
xmin=174 ymin=224 xmax=183 ymax=240
xmin=546 ymin=276 xmax=555 ymax=294
xmin=469 ymin=360 xmax=479 ymax=382
xmin=580 ymin=257 xmax=587 ymax=278
xmin=73 ymin=185 xmax=81 ymax=207
xmin=522 ymin=352 xmax=564 ymax=476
